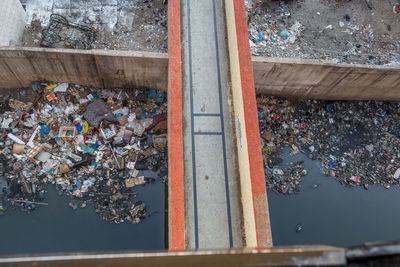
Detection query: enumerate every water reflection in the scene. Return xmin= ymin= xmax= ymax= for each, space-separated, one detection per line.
xmin=0 ymin=171 xmax=165 ymax=255
xmin=268 ymin=148 xmax=400 ymax=247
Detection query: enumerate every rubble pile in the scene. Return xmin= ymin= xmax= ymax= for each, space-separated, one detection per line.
xmin=0 ymin=83 xmax=168 ymax=224
xmin=247 ymin=0 xmax=400 ymax=65
xmin=258 ymin=96 xmax=400 ymax=194
xmin=20 ymin=0 xmax=168 ymax=51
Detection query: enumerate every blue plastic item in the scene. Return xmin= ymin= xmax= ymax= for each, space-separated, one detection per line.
xmin=91 ymin=143 xmax=99 ymax=150
xmin=156 ymin=92 xmax=166 ymax=103
xmin=146 ymin=89 xmax=157 ymax=98
xmin=76 ymin=124 xmax=82 ymax=132
xmin=280 ymin=30 xmax=290 ymax=39
xmin=40 ymin=125 xmax=51 ymax=136
xmin=254 ymin=32 xmax=263 ymax=43
xmin=326 ymin=105 xmax=331 ymax=112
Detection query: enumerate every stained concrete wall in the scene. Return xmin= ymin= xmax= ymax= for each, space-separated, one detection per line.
xmin=2 ymin=47 xmax=400 ymax=100
xmin=0 ymin=0 xmax=27 ymax=46
xmin=253 ymin=57 xmax=400 ymax=100
xmin=0 ymin=47 xmax=168 ymax=90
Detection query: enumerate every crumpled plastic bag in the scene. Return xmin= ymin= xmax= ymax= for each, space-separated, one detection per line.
xmin=83 ymin=99 xmax=118 ymax=128
xmin=129 ymin=118 xmax=153 ymax=136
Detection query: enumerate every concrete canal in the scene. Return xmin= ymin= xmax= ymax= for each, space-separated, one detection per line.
xmin=268 ymin=148 xmax=400 ymax=247
xmin=0 ymin=170 xmax=166 ymax=255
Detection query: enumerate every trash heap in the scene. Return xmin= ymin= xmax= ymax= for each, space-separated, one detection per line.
xmin=21 ymin=0 xmax=168 ymax=51
xmin=247 ymin=1 xmax=400 ymax=65
xmin=0 ymin=83 xmax=168 ymax=224
xmin=258 ymin=96 xmax=400 ymax=194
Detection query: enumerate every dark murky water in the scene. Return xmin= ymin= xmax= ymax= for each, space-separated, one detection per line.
xmin=0 ymin=171 xmax=166 ymax=255
xmin=268 ymin=148 xmax=400 ymax=247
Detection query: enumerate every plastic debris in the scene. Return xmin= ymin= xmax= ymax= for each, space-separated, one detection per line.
xmin=41 ymin=14 xmax=97 ymax=49
xmin=280 ymin=29 xmax=290 ymax=39
xmin=54 ymin=83 xmax=69 ymax=92
xmin=0 ymin=82 xmax=168 ymax=224
xmin=258 ymin=96 xmax=400 ymax=193
xmin=83 ymin=99 xmax=118 ymax=128
xmin=350 ymin=176 xmax=360 ymax=183
xmin=247 ymin=1 xmax=400 ymax=65
xmin=394 ymin=168 xmax=400 ymax=179
xmin=394 ymin=4 xmax=400 ymax=14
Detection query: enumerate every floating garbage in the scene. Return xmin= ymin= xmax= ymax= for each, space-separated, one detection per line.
xmin=258 ymin=96 xmax=400 ymax=193
xmin=0 ymin=82 xmax=168 ymax=224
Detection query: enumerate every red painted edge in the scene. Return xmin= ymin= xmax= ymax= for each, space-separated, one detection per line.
xmin=233 ymin=0 xmax=270 ymax=247
xmin=168 ymin=0 xmax=185 ymax=251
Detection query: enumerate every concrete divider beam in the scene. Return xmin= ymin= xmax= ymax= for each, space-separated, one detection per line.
xmin=225 ymin=0 xmax=273 ymax=248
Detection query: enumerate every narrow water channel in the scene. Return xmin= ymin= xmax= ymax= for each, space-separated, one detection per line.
xmin=268 ymin=148 xmax=400 ymax=247
xmin=0 ymin=170 xmax=165 ymax=255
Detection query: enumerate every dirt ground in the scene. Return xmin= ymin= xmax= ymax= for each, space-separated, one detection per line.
xmin=19 ymin=0 xmax=168 ymax=52
xmin=17 ymin=0 xmax=400 ymax=64
xmin=248 ymin=0 xmax=400 ymax=65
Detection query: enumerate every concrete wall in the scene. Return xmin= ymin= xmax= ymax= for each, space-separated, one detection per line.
xmin=0 ymin=0 xmax=27 ymax=46
xmin=253 ymin=57 xmax=400 ymax=100
xmin=2 ymin=47 xmax=400 ymax=100
xmin=0 ymin=47 xmax=168 ymax=90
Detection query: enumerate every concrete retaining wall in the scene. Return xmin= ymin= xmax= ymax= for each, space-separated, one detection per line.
xmin=2 ymin=47 xmax=400 ymax=101
xmin=0 ymin=47 xmax=168 ymax=90
xmin=253 ymin=57 xmax=400 ymax=100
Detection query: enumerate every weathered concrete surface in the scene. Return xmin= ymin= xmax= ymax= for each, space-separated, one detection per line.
xmin=181 ymin=0 xmax=243 ymax=249
xmin=225 ymin=0 xmax=272 ymax=248
xmin=167 ymin=0 xmax=185 ymax=251
xmin=2 ymin=46 xmax=400 ymax=101
xmin=0 ymin=0 xmax=26 ymax=46
xmin=0 ymin=246 xmax=346 ymax=266
xmin=0 ymin=47 xmax=168 ymax=90
xmin=253 ymin=57 xmax=400 ymax=100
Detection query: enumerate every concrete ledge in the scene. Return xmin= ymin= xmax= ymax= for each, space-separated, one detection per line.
xmin=225 ymin=0 xmax=272 ymax=248
xmin=167 ymin=0 xmax=185 ymax=251
xmin=0 ymin=246 xmax=346 ymax=266
xmin=0 ymin=47 xmax=168 ymax=90
xmin=2 ymin=46 xmax=400 ymax=101
xmin=253 ymin=57 xmax=400 ymax=100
